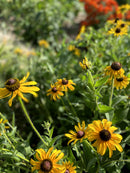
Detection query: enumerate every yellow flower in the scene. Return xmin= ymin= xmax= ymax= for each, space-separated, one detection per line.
xmin=38 ymin=40 xmax=49 ymax=48
xmin=114 ymin=75 xmax=130 ymax=90
xmin=14 ymin=48 xmax=23 ymax=55
xmin=46 ymin=84 xmax=64 ymax=101
xmin=55 ymin=78 xmax=76 ymax=92
xmin=30 ymin=147 xmax=65 ymax=173
xmin=76 ymin=25 xmax=86 ymax=40
xmin=0 ymin=72 xmax=40 ymax=107
xmin=68 ymin=45 xmax=80 ymax=57
xmin=108 ymin=26 xmax=128 ymax=36
xmin=79 ymin=57 xmax=91 ymax=70
xmin=0 ymin=118 xmax=10 ymax=136
xmin=128 ymin=53 xmax=130 ymax=56
xmin=104 ymin=62 xmax=124 ymax=79
xmin=65 ymin=121 xmax=88 ymax=145
xmin=62 ymin=161 xmax=76 ymax=173
xmin=26 ymin=51 xmax=36 ymax=57
xmin=86 ymin=119 xmax=123 ymax=158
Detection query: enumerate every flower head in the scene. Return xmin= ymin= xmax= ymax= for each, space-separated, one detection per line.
xmin=65 ymin=121 xmax=87 ymax=145
xmin=104 ymin=62 xmax=124 ymax=79
xmin=30 ymin=147 xmax=64 ymax=173
xmin=76 ymin=25 xmax=86 ymax=40
xmin=14 ymin=48 xmax=23 ymax=55
xmin=87 ymin=119 xmax=123 ymax=158
xmin=108 ymin=25 xmax=128 ymax=36
xmin=68 ymin=45 xmax=80 ymax=57
xmin=46 ymin=84 xmax=64 ymax=101
xmin=55 ymin=79 xmax=76 ymax=92
xmin=114 ymin=75 xmax=130 ymax=90
xmin=0 ymin=72 xmax=40 ymax=106
xmin=79 ymin=57 xmax=91 ymax=70
xmin=38 ymin=40 xmax=49 ymax=48
xmin=0 ymin=118 xmax=10 ymax=136
xmin=62 ymin=161 xmax=76 ymax=173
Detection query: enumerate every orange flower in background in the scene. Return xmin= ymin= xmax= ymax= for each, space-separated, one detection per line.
xmin=79 ymin=0 xmax=129 ymax=27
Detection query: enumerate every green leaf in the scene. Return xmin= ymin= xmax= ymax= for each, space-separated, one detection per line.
xmin=87 ymin=70 xmax=94 ymax=87
xmin=112 ymin=107 xmax=129 ymax=124
xmin=95 ymin=76 xmax=109 ymax=87
xmin=112 ymin=96 xmax=128 ymax=107
xmin=98 ymin=104 xmax=113 ymax=113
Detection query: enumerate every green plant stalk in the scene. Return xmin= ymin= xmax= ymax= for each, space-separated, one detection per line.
xmin=65 ymin=93 xmax=79 ymax=120
xmin=2 ymin=129 xmax=15 ymax=150
xmin=84 ymin=140 xmax=100 ymax=172
xmin=109 ymin=78 xmax=114 ymax=107
xmin=18 ymin=97 xmax=48 ymax=146
xmin=102 ymin=159 xmax=130 ymax=167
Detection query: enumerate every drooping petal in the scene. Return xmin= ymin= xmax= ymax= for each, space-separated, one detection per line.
xmin=8 ymin=90 xmax=18 ymax=106
xmin=17 ymin=91 xmax=29 ymax=102
xmin=0 ymin=88 xmax=11 ymax=99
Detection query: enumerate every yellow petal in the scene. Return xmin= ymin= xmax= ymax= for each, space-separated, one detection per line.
xmin=8 ymin=90 xmax=18 ymax=106
xmin=17 ymin=91 xmax=29 ymax=102
xmin=20 ymin=72 xmax=30 ymax=83
xmin=0 ymin=88 xmax=11 ymax=99
xmin=21 ymin=81 xmax=37 ymax=86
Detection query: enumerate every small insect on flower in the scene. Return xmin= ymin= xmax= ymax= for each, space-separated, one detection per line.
xmin=55 ymin=78 xmax=76 ymax=92
xmin=114 ymin=75 xmax=130 ymax=90
xmin=65 ymin=121 xmax=87 ymax=145
xmin=62 ymin=161 xmax=77 ymax=173
xmin=86 ymin=119 xmax=123 ymax=158
xmin=46 ymin=84 xmax=64 ymax=101
xmin=0 ymin=72 xmax=40 ymax=106
xmin=30 ymin=147 xmax=65 ymax=173
xmin=104 ymin=62 xmax=124 ymax=79
xmin=79 ymin=57 xmax=91 ymax=70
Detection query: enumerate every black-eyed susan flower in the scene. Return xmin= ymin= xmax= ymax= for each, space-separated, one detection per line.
xmin=86 ymin=119 xmax=123 ymax=158
xmin=65 ymin=121 xmax=87 ymax=145
xmin=0 ymin=118 xmax=10 ymax=136
xmin=62 ymin=161 xmax=76 ymax=173
xmin=38 ymin=39 xmax=49 ymax=48
xmin=79 ymin=57 xmax=91 ymax=70
xmin=104 ymin=62 xmax=124 ymax=79
xmin=0 ymin=72 xmax=40 ymax=107
xmin=55 ymin=79 xmax=76 ymax=92
xmin=108 ymin=26 xmax=128 ymax=36
xmin=46 ymin=84 xmax=64 ymax=101
xmin=30 ymin=147 xmax=65 ymax=173
xmin=114 ymin=75 xmax=130 ymax=90
xmin=116 ymin=20 xmax=129 ymax=30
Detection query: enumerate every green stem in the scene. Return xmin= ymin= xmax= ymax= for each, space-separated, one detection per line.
xmin=102 ymin=159 xmax=130 ymax=167
xmin=109 ymin=78 xmax=114 ymax=107
xmin=84 ymin=140 xmax=100 ymax=172
xmin=2 ymin=129 xmax=15 ymax=150
xmin=65 ymin=93 xmax=79 ymax=120
xmin=18 ymin=97 xmax=48 ymax=146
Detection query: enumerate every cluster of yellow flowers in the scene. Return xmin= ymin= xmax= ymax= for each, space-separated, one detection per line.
xmin=79 ymin=57 xmax=91 ymax=70
xmin=65 ymin=119 xmax=123 ymax=158
xmin=104 ymin=62 xmax=130 ymax=90
xmin=30 ymin=147 xmax=76 ymax=173
xmin=46 ymin=78 xmax=76 ymax=101
xmin=108 ymin=19 xmax=129 ymax=36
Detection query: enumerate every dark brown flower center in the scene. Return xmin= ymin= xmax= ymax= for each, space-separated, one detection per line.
xmin=120 ymin=23 xmax=125 ymax=28
xmin=116 ymin=77 xmax=124 ymax=82
xmin=65 ymin=169 xmax=70 ymax=173
xmin=77 ymin=131 xmax=85 ymax=138
xmin=5 ymin=78 xmax=20 ymax=91
xmin=99 ymin=129 xmax=111 ymax=141
xmin=111 ymin=62 xmax=121 ymax=71
xmin=62 ymin=79 xmax=68 ymax=85
xmin=52 ymin=87 xmax=57 ymax=93
xmin=115 ymin=28 xmax=121 ymax=33
xmin=40 ymin=159 xmax=52 ymax=172
xmin=114 ymin=18 xmax=119 ymax=23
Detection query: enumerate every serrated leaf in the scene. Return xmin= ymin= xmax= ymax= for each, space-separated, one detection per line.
xmin=98 ymin=104 xmax=113 ymax=113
